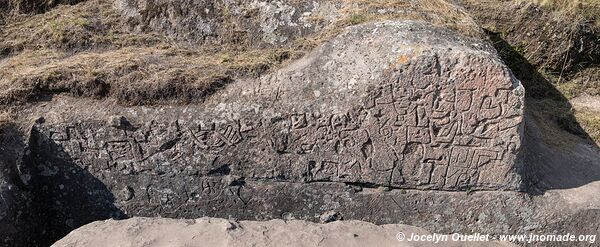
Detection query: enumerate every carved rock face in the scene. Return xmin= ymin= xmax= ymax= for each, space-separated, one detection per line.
xmin=23 ymin=21 xmax=524 ymax=241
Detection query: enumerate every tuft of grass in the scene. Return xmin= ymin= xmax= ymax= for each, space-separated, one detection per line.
xmin=519 ymin=0 xmax=600 ymax=27
xmin=348 ymin=12 xmax=367 ymax=25
xmin=574 ymin=108 xmax=600 ymax=145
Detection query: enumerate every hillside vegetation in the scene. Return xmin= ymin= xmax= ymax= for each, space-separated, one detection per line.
xmin=0 ymin=0 xmax=481 ymax=110
xmin=1 ymin=0 xmax=599 ymax=144
xmin=458 ymin=0 xmax=600 ymax=145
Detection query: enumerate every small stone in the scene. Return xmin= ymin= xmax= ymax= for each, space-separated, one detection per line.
xmin=110 ymin=115 xmax=126 ymax=127
xmin=282 ymin=212 xmax=295 ymax=221
xmin=319 ymin=211 xmax=342 ymax=223
xmin=350 ymin=185 xmax=362 ymax=192
xmin=35 ymin=117 xmax=45 ymax=124
xmin=118 ymin=186 xmax=135 ymax=202
xmin=109 ymin=115 xmax=134 ymax=130
xmin=378 ymin=186 xmax=391 ymax=192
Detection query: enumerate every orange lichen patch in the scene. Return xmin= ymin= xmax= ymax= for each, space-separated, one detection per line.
xmin=396 ymin=54 xmax=411 ymax=65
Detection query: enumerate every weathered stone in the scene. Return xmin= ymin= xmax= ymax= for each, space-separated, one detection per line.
xmin=114 ymin=0 xmax=341 ymax=47
xmin=112 ymin=0 xmax=483 ymax=47
xmin=20 ymin=20 xmax=525 ymax=243
xmin=0 ymin=161 xmax=32 ymax=247
xmin=0 ymin=125 xmax=37 ymax=247
xmin=319 ymin=210 xmax=342 ymax=223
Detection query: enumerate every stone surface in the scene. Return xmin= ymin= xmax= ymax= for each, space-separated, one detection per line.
xmin=52 ymin=217 xmax=518 ymax=247
xmin=0 ymin=158 xmax=32 ymax=246
xmin=3 ymin=0 xmax=600 ymax=246
xmin=112 ymin=0 xmax=483 ymax=47
xmin=114 ymin=0 xmax=340 ymax=46
xmin=17 ymin=20 xmax=526 ymax=244
xmin=0 ymin=125 xmax=37 ymax=247
xmin=29 ymin=20 xmax=524 ymax=191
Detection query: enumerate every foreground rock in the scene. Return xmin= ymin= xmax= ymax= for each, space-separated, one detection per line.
xmin=52 ymin=217 xmax=517 ymax=247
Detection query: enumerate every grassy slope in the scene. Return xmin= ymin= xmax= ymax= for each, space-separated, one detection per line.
xmin=459 ymin=0 xmax=600 ymax=145
xmin=524 ymin=0 xmax=600 ymax=146
xmin=522 ymin=0 xmax=600 ymax=26
xmin=0 ymin=0 xmax=305 ymax=106
xmin=521 ymin=0 xmax=600 ymax=145
xmin=0 ymin=0 xmax=480 ymax=108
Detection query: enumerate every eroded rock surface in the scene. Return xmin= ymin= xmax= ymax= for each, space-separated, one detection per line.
xmin=113 ymin=0 xmax=483 ymax=47
xmin=114 ymin=0 xmax=338 ymax=47
xmin=18 ymin=20 xmax=525 ymax=244
xmin=0 ymin=125 xmax=37 ymax=246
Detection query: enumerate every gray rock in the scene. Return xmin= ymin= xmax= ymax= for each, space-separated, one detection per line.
xmin=19 ymin=20 xmax=526 ymax=243
xmin=114 ymin=0 xmax=341 ymax=47
xmin=0 ymin=125 xmax=37 ymax=247
xmin=320 ymin=210 xmax=342 ymax=223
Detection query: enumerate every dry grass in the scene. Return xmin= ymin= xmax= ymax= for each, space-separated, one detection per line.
xmin=0 ymin=109 xmax=12 ymax=140
xmin=0 ymin=0 xmax=479 ymax=106
xmin=519 ymin=0 xmax=600 ymax=26
xmin=0 ymin=0 xmax=164 ymax=52
xmin=527 ymin=99 xmax=585 ymax=148
xmin=0 ymin=0 xmax=306 ymax=105
xmin=340 ymin=0 xmax=483 ymax=38
xmin=3 ymin=0 xmax=83 ymax=15
xmin=0 ymin=46 xmax=300 ymax=105
xmin=555 ymin=67 xmax=600 ymax=99
xmin=574 ymin=107 xmax=600 ymax=145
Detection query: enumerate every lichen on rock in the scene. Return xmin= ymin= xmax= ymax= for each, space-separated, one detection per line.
xmin=18 ymin=20 xmax=526 ymax=244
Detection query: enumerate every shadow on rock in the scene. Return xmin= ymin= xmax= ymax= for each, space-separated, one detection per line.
xmin=486 ymin=30 xmax=600 ymax=195
xmin=22 ymin=125 xmax=127 ymax=246
xmin=0 ymin=123 xmax=37 ymax=247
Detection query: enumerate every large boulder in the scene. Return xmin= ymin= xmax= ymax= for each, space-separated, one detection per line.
xmin=22 ymin=20 xmax=524 ymax=242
